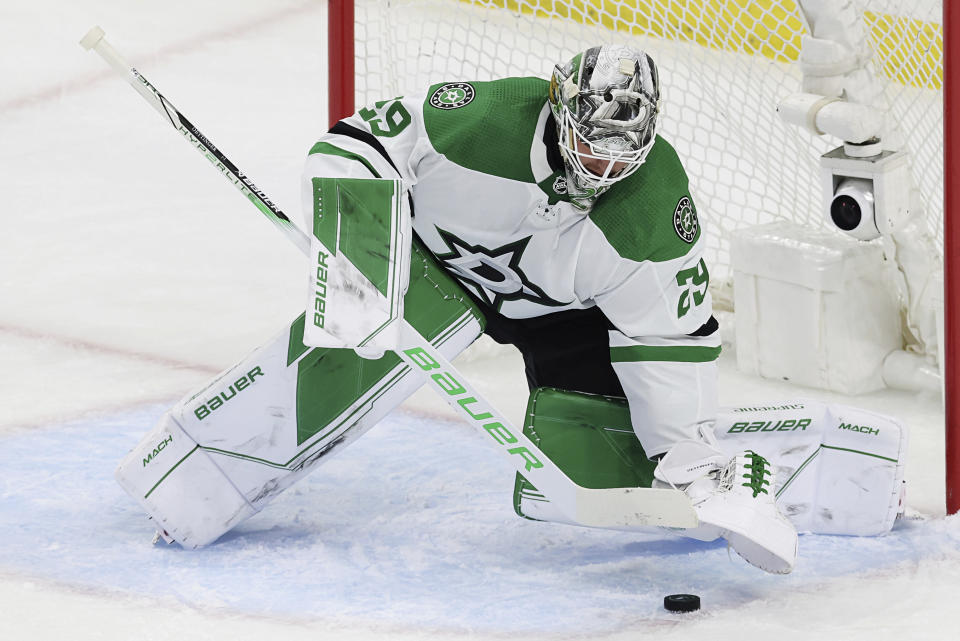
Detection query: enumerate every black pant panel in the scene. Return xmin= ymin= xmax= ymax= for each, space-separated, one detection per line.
xmin=477 ymin=300 xmax=625 ymax=397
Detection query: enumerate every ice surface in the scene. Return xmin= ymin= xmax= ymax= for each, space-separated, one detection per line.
xmin=0 ymin=1 xmax=956 ymax=639
xmin=1 ymin=405 xmax=958 ymax=639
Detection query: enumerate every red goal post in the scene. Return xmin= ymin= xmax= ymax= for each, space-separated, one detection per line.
xmin=944 ymin=0 xmax=958 ymax=515
xmin=327 ymin=0 xmax=957 ymax=515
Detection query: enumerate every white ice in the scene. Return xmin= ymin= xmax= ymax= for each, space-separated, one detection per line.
xmin=1 ymin=1 xmax=957 ymax=639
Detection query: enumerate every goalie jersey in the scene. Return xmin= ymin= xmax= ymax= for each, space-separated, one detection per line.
xmin=304 ymin=77 xmax=719 ymax=456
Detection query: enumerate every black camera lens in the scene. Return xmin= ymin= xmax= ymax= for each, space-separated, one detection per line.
xmin=830 ymin=195 xmax=862 ymax=231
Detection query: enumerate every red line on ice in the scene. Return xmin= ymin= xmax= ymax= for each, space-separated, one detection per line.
xmin=0 ymin=324 xmax=220 ymax=375
xmin=0 ymin=1 xmax=322 ymax=114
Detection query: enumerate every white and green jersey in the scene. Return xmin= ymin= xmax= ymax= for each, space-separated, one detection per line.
xmin=304 ymin=77 xmax=719 ymax=456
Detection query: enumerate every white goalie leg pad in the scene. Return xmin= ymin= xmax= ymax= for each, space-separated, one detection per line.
xmin=116 ymin=306 xmax=479 ymax=547
xmin=116 ymin=413 xmax=256 ymax=549
xmin=712 ymin=400 xmax=908 ymax=535
xmin=814 ymin=404 xmax=908 ymax=534
xmin=115 ymin=242 xmax=484 ymax=548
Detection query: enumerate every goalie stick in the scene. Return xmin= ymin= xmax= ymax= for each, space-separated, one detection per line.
xmin=80 ymin=26 xmax=697 ymax=530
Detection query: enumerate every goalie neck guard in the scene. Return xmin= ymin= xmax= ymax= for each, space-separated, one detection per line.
xmin=549 ymin=45 xmax=660 ymax=197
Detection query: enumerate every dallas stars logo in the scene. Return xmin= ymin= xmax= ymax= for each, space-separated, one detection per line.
xmin=429 ymin=82 xmax=476 ymax=110
xmin=673 ymin=196 xmax=699 ymax=243
xmin=433 ymin=228 xmax=569 ymax=311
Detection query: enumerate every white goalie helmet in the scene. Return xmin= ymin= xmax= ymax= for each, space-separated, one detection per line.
xmin=549 ymin=45 xmax=660 ymax=193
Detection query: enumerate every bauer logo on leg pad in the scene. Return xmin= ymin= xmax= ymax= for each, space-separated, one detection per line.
xmin=193 ymin=366 xmax=265 ymax=421
xmin=727 ymin=418 xmax=812 ymax=433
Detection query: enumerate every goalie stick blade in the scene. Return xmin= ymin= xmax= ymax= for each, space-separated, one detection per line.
xmin=575 ymin=486 xmax=698 ymax=529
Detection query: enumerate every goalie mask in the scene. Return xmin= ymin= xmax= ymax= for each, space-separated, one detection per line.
xmin=549 ymin=45 xmax=660 ymax=195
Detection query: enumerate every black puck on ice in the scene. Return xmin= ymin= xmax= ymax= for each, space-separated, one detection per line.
xmin=663 ymin=594 xmax=700 ymax=613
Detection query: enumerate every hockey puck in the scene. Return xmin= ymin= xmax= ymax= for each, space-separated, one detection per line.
xmin=663 ymin=594 xmax=700 ymax=613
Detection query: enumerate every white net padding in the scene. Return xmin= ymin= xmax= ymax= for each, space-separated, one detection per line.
xmin=352 ymin=0 xmax=943 ymax=312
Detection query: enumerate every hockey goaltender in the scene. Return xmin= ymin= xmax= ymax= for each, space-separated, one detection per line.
xmin=116 ymin=45 xmax=907 ymax=575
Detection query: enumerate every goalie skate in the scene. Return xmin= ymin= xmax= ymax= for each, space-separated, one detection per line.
xmin=675 ymin=450 xmax=798 ymax=574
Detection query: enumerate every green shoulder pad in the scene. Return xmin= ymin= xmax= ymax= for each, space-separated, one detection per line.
xmin=589 ymin=136 xmax=701 ymax=263
xmin=422 ymin=77 xmax=549 ymax=182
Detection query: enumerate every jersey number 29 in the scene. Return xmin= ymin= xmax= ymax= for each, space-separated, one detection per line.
xmin=359 ymin=98 xmax=412 ymax=138
xmin=676 ymin=258 xmax=709 ymax=319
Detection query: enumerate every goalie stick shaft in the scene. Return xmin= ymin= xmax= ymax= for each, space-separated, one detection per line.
xmin=80 ymin=26 xmax=309 ymax=255
xmin=81 ymin=27 xmax=697 ymax=529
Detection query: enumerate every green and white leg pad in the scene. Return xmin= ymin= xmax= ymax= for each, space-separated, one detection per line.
xmin=116 ymin=241 xmax=483 ymax=548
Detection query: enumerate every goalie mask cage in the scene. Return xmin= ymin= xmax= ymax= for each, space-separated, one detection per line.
xmin=327 ymin=0 xmax=957 ymax=515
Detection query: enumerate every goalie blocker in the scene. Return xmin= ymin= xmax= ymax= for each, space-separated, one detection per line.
xmin=116 ymin=239 xmax=484 ymax=548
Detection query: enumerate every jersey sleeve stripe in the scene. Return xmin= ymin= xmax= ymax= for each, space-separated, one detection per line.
xmin=328 ymin=121 xmax=402 ymax=176
xmin=609 ymin=344 xmax=721 ymax=363
xmin=308 ymin=141 xmax=381 ymax=177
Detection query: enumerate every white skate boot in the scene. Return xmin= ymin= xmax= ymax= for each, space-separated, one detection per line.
xmin=655 ymin=435 xmax=798 ymax=574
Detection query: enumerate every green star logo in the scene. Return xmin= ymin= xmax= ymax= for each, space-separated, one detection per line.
xmin=439 ymin=88 xmax=466 ymax=104
xmin=433 ymin=227 xmax=570 ymax=311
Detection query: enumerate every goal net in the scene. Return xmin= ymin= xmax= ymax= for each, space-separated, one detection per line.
xmin=346 ymin=0 xmax=943 ymax=299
